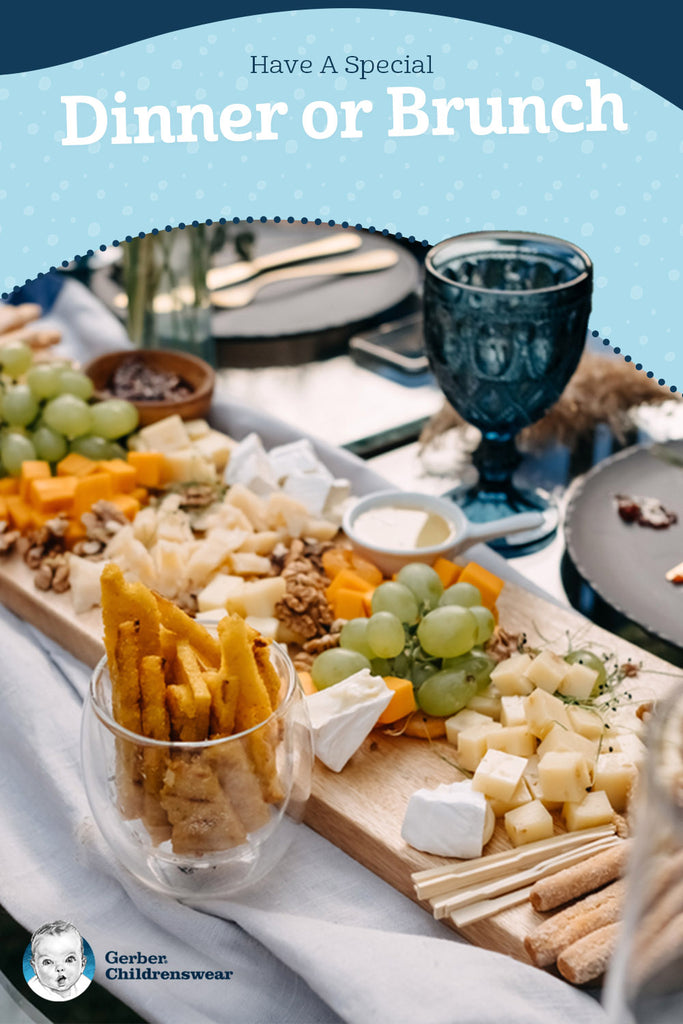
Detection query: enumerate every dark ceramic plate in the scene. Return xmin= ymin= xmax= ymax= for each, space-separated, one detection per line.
xmin=564 ymin=440 xmax=683 ymax=649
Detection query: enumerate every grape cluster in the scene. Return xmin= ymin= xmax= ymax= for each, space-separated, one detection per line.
xmin=311 ymin=563 xmax=497 ymax=718
xmin=0 ymin=342 xmax=139 ymax=475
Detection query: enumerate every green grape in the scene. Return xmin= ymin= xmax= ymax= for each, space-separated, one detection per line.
xmin=565 ymin=649 xmax=608 ymax=694
xmin=44 ymin=394 xmax=93 ymax=439
xmin=410 ymin=660 xmax=439 ymax=687
xmin=339 ymin=618 xmax=375 ymax=659
xmin=417 ymin=605 xmax=478 ymax=659
xmin=438 ymin=581 xmax=482 ymax=608
xmin=2 ymin=384 xmax=39 ymax=427
xmin=89 ymin=399 xmax=139 ymax=440
xmin=366 ymin=611 xmax=405 ymax=659
xmin=311 ymin=648 xmax=371 ymax=689
xmin=103 ymin=441 xmax=128 ymax=460
xmin=370 ymin=657 xmax=393 ymax=677
xmin=371 ymin=581 xmax=419 ymax=624
xmin=396 ymin=563 xmax=444 ymax=610
xmin=443 ymin=649 xmax=496 ymax=690
xmin=389 ymin=651 xmax=411 ymax=680
xmin=58 ymin=368 xmax=95 ymax=401
xmin=32 ymin=425 xmax=68 ymax=463
xmin=469 ymin=606 xmax=496 ymax=645
xmin=1 ymin=431 xmax=37 ymax=475
xmin=69 ymin=434 xmax=112 ymax=460
xmin=26 ymin=364 xmax=63 ymax=400
xmin=416 ymin=668 xmax=478 ymax=717
xmin=0 ymin=342 xmax=32 ymax=378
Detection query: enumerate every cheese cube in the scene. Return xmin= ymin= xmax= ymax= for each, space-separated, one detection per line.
xmin=457 ymin=721 xmax=503 ymax=772
xmin=224 ymin=432 xmax=278 ymax=495
xmin=445 ymin=708 xmax=493 ymax=747
xmin=488 ymin=778 xmax=533 ymax=818
xmin=609 ymin=730 xmax=646 ymax=766
xmin=267 ymin=439 xmax=326 ymax=482
xmin=592 ymin=752 xmax=637 ymax=813
xmin=523 ymin=755 xmax=563 ymax=811
xmin=136 ymin=414 xmax=191 ymax=452
xmin=557 ymin=661 xmax=599 ymax=701
xmin=485 ymin=725 xmax=536 ymax=758
xmin=401 ymin=780 xmax=495 ymax=858
xmin=537 ymin=724 xmax=599 ymax=768
xmin=238 ymin=577 xmax=287 ymax=618
xmin=471 ymin=748 xmax=528 ymax=802
xmin=567 ymin=705 xmax=606 ymax=742
xmin=562 ymin=790 xmax=615 ymax=831
xmin=504 ymin=800 xmax=554 ymax=847
xmin=196 ymin=574 xmax=246 ymax=613
xmin=538 ymin=751 xmax=592 ymax=803
xmin=500 ymin=695 xmax=527 ymax=728
xmin=523 ymin=650 xmax=569 ymax=693
xmin=192 ymin=429 xmax=235 ymax=472
xmin=490 ymin=653 xmax=534 ymax=696
xmin=163 ymin=449 xmax=216 ymax=484
xmin=228 ymin=552 xmax=272 ymax=576
xmin=184 ymin=418 xmax=211 ymax=440
xmin=524 ymin=687 xmax=572 ymax=739
xmin=467 ymin=684 xmax=502 ymax=720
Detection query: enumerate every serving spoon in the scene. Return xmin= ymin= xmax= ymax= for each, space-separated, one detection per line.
xmin=211 ymin=248 xmax=400 ymax=309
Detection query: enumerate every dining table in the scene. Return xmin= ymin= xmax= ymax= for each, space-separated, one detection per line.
xmin=1 ymin=274 xmax=681 ymax=1024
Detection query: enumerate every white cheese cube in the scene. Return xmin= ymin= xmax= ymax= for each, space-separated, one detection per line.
xmin=467 ymin=684 xmax=502 ymax=720
xmin=592 ymin=752 xmax=637 ymax=813
xmin=524 ymin=687 xmax=572 ymax=740
xmin=504 ymin=800 xmax=554 ymax=847
xmin=457 ymin=721 xmax=503 ymax=773
xmin=537 ymin=723 xmax=599 ymax=767
xmin=500 ymin=695 xmax=528 ymax=728
xmin=265 ymin=491 xmax=310 ymax=537
xmin=523 ymin=755 xmax=563 ymax=811
xmin=305 ymin=669 xmax=392 ymax=772
xmin=490 ymin=653 xmax=534 ymax=696
xmin=163 ymin=449 xmax=216 ymax=484
xmin=401 ymin=780 xmax=495 ymax=858
xmin=196 ymin=574 xmax=246 ymax=613
xmin=485 ymin=725 xmax=536 ymax=758
xmin=184 ymin=418 xmax=211 ymax=440
xmin=562 ymin=790 xmax=615 ymax=831
xmin=238 ymin=530 xmax=281 ymax=555
xmin=488 ymin=778 xmax=533 ymax=818
xmin=445 ymin=708 xmax=493 ymax=748
xmin=538 ymin=751 xmax=592 ymax=803
xmin=193 ymin=429 xmax=235 ymax=472
xmin=471 ymin=748 xmax=528 ymax=802
xmin=238 ymin=577 xmax=287 ymax=618
xmin=523 ymin=649 xmax=569 ymax=693
xmin=244 ymin=615 xmax=279 ymax=640
xmin=282 ymin=472 xmax=333 ymax=516
xmin=323 ymin=478 xmax=351 ymax=521
xmin=302 ymin=518 xmax=339 ymax=542
xmin=557 ymin=661 xmax=599 ymax=701
xmin=567 ymin=705 xmax=606 ymax=742
xmin=224 ymin=433 xmax=278 ymax=495
xmin=67 ymin=554 xmax=105 ymax=614
xmin=225 ymin=483 xmax=270 ymax=531
xmin=267 ymin=439 xmax=328 ymax=482
xmin=135 ymin=413 xmax=190 ymax=452
xmin=228 ymin=552 xmax=272 ymax=576
xmin=609 ymin=730 xmax=646 ymax=766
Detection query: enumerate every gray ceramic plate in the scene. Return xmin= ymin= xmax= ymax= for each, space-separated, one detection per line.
xmin=564 ymin=440 xmax=683 ymax=648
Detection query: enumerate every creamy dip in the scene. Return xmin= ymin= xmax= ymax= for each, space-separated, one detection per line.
xmin=353 ymin=505 xmax=454 ymax=550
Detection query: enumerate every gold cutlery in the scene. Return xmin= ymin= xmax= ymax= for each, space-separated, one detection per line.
xmin=206 ymin=231 xmax=363 ymax=291
xmin=211 ymin=248 xmax=400 ymax=309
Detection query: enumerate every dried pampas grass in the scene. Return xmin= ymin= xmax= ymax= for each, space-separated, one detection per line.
xmin=420 ymin=353 xmax=676 ymax=451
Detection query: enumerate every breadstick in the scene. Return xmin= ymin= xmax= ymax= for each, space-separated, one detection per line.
xmin=557 ymin=922 xmax=620 ymax=984
xmin=0 ymin=325 xmax=61 ymax=349
xmin=524 ymin=878 xmax=626 ymax=967
xmin=530 ymin=840 xmax=631 ymax=912
xmin=0 ymin=303 xmax=41 ymax=334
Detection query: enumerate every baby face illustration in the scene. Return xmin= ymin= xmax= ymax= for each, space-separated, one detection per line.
xmin=31 ymin=929 xmax=86 ymax=994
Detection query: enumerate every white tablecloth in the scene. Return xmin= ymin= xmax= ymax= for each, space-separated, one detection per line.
xmin=0 ymin=281 xmax=609 ymax=1023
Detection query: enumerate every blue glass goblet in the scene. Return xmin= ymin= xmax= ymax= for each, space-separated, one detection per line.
xmin=423 ymin=231 xmax=593 ymax=553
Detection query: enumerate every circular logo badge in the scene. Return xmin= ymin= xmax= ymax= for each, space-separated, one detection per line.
xmin=23 ymin=921 xmax=95 ymax=1002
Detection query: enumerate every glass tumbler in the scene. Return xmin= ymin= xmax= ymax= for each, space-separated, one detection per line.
xmin=603 ymin=688 xmax=683 ymax=1022
xmin=81 ymin=642 xmax=313 ymax=898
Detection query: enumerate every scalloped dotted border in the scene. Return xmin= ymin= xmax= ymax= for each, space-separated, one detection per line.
xmin=2 ymin=216 xmax=677 ymax=395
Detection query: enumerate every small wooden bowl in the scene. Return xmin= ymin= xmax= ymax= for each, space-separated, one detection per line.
xmin=84 ymin=348 xmax=216 ymax=427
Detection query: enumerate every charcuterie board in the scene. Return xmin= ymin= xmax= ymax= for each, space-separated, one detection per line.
xmin=1 ymin=540 xmax=677 ymax=966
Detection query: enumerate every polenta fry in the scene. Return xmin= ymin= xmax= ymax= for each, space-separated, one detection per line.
xmin=101 ymin=563 xmax=161 ymax=674
xmin=173 ymin=641 xmax=212 ymax=740
xmin=153 ymin=591 xmax=221 ymax=669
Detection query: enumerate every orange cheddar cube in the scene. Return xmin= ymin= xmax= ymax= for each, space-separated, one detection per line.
xmin=131 ymin=486 xmax=149 ymax=506
xmin=127 ymin=451 xmax=164 ymax=488
xmin=376 ymin=677 xmax=417 ymax=725
xmin=321 ymin=547 xmax=383 ymax=585
xmin=330 ymin=587 xmax=369 ymax=620
xmin=19 ymin=461 xmax=51 ymax=502
xmin=56 ymin=452 xmax=99 ymax=478
xmin=97 ymin=458 xmax=136 ymax=493
xmin=325 ymin=568 xmax=375 ymax=601
xmin=5 ymin=495 xmax=36 ymax=532
xmin=458 ymin=562 xmax=504 ymax=611
xmin=29 ymin=475 xmax=78 ymax=514
xmin=109 ymin=493 xmax=141 ymax=521
xmin=72 ymin=472 xmax=115 ymax=519
xmin=0 ymin=478 xmax=19 ymax=496
xmin=0 ymin=496 xmax=7 ymax=520
xmin=432 ymin=557 xmax=463 ymax=589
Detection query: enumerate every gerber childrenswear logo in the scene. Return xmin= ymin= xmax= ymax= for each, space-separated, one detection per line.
xmin=104 ymin=950 xmax=235 ymax=981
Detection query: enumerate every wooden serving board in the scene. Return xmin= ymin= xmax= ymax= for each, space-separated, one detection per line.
xmin=1 ymin=551 xmax=680 ymax=965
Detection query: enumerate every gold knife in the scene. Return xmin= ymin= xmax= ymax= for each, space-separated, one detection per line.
xmin=206 ymin=231 xmax=362 ymax=291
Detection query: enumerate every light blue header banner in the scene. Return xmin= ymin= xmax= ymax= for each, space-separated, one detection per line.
xmin=0 ymin=9 xmax=680 ymax=386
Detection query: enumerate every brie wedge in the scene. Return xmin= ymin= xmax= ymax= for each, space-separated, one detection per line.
xmin=305 ymin=669 xmax=392 ymax=773
xmin=401 ymin=780 xmax=495 ymax=858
